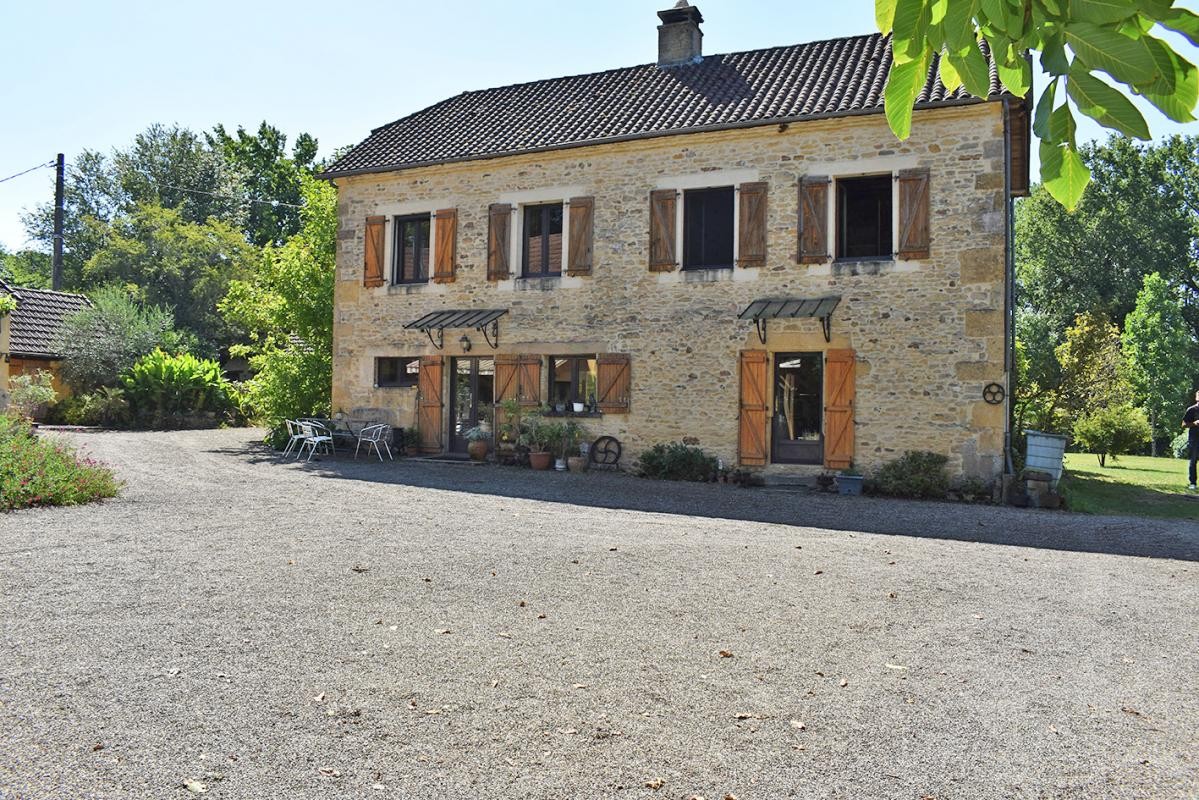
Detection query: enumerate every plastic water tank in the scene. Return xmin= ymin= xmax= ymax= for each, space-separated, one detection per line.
xmin=1024 ymin=430 xmax=1068 ymax=485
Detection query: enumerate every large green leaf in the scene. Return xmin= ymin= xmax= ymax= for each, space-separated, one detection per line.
xmin=997 ymin=53 xmax=1033 ymax=95
xmin=1033 ymin=77 xmax=1060 ymax=138
xmin=885 ymin=52 xmax=932 ymax=139
xmin=1049 ymin=102 xmax=1078 ymax=145
xmin=1040 ymin=32 xmax=1071 ymax=74
xmin=944 ymin=0 xmax=980 ymax=51
xmin=1160 ymin=7 xmax=1199 ymax=48
xmin=892 ymin=0 xmax=931 ymax=64
xmin=1064 ymin=22 xmax=1159 ymax=85
xmin=1067 ymin=64 xmax=1152 ymax=138
xmin=876 ymin=0 xmax=898 ymax=34
xmin=938 ymin=49 xmax=964 ymax=91
xmin=1138 ymin=36 xmax=1198 ymax=122
xmin=948 ymin=41 xmax=994 ymax=96
xmin=1069 ymin=0 xmax=1141 ymax=25
xmin=1040 ymin=140 xmax=1091 ymax=210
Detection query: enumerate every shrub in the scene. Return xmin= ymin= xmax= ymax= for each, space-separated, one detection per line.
xmin=60 ymin=387 xmax=131 ymax=427
xmin=1071 ymin=403 xmax=1152 ymax=467
xmin=636 ymin=442 xmax=718 ymax=482
xmin=870 ymin=450 xmax=950 ymax=499
xmin=0 ymin=416 xmax=120 ymax=510
xmin=7 ymin=371 xmax=57 ymax=422
xmin=53 ymin=286 xmax=187 ymax=392
xmin=121 ymin=350 xmax=236 ymax=428
xmin=1171 ymin=431 xmax=1192 ymax=459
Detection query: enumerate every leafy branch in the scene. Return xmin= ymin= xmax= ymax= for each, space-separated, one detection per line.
xmin=878 ymin=0 xmax=1199 ymax=209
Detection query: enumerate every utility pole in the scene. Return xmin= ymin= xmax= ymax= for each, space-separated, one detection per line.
xmin=52 ymin=153 xmax=64 ymax=291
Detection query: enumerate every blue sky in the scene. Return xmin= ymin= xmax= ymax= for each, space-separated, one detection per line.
xmin=1 ymin=0 xmax=1196 ymax=252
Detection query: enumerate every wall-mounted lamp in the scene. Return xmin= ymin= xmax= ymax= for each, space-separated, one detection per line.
xmin=459 ymin=335 xmax=472 ymax=352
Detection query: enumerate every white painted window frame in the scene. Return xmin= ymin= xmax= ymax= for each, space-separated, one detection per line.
xmin=496 ymin=184 xmax=588 ymax=286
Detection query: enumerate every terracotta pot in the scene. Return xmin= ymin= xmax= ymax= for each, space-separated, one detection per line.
xmin=567 ymin=455 xmax=588 ymax=473
xmin=528 ymin=450 xmax=553 ymax=470
xmin=467 ymin=439 xmax=489 ymax=462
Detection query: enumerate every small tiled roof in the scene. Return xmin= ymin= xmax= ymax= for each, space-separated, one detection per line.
xmin=325 ymin=33 xmax=1000 ymax=178
xmin=0 ymin=281 xmax=91 ymax=359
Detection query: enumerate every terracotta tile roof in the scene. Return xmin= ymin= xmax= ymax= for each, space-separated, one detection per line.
xmin=324 ymin=33 xmax=1000 ymax=178
xmin=0 ymin=281 xmax=91 ymax=359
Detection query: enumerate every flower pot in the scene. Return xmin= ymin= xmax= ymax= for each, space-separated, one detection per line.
xmin=467 ymin=439 xmax=489 ymax=462
xmin=567 ymin=455 xmax=588 ymax=473
xmin=836 ymin=474 xmax=864 ymax=496
xmin=528 ymin=451 xmax=553 ymax=470
xmin=554 ymin=457 xmax=567 ymax=471
xmin=572 ymin=402 xmax=585 ymax=414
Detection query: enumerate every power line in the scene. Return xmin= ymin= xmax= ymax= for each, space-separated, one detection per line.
xmin=131 ymin=168 xmax=305 ymax=209
xmin=0 ymin=160 xmax=55 ymax=186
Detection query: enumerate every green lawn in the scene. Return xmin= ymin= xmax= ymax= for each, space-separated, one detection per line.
xmin=1060 ymin=452 xmax=1199 ymax=520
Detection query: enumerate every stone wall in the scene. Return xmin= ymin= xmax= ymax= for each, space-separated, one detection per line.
xmin=331 ymin=102 xmax=1010 ymax=479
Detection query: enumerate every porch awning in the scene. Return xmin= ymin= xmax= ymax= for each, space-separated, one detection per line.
xmin=403 ymin=308 xmax=508 ymax=349
xmin=738 ymin=296 xmax=840 ymax=344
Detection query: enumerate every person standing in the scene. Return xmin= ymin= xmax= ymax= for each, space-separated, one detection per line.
xmin=1184 ymin=390 xmax=1199 ymax=490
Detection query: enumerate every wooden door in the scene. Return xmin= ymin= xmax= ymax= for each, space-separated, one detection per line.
xmin=417 ymin=355 xmax=444 ymax=453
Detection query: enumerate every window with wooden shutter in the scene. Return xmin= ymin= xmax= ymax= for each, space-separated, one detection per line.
xmin=432 ymin=208 xmax=457 ymax=283
xmin=897 ymin=168 xmax=930 ymax=260
xmin=649 ymin=189 xmax=678 ymax=272
xmin=737 ymin=182 xmax=767 ymax=268
xmin=417 ymin=355 xmax=444 ymax=453
xmin=823 ymin=349 xmax=856 ymax=470
xmin=517 ymin=354 xmax=542 ymax=410
xmin=487 ymin=204 xmax=512 ymax=281
xmin=363 ymin=216 xmax=386 ymax=287
xmin=596 ymin=353 xmax=631 ymax=413
xmin=567 ymin=196 xmax=594 ymax=276
xmin=738 ymin=350 xmax=768 ymax=466
xmin=797 ymin=177 xmax=830 ymax=264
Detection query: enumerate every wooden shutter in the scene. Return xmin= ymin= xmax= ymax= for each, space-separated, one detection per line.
xmin=363 ymin=216 xmax=386 ymax=287
xmin=897 ymin=169 xmax=930 ymax=259
xmin=487 ymin=204 xmax=512 ymax=281
xmin=738 ymin=350 xmax=768 ymax=466
xmin=797 ymin=177 xmax=830 ymax=264
xmin=1007 ymin=99 xmax=1031 ymax=197
xmin=493 ymin=354 xmax=519 ymax=437
xmin=567 ymin=196 xmax=594 ymax=276
xmin=417 ymin=355 xmax=444 ymax=453
xmin=648 ymin=189 xmax=678 ymax=272
xmin=737 ymin=182 xmax=768 ymax=268
xmin=596 ymin=353 xmax=631 ymax=413
xmin=823 ymin=349 xmax=856 ymax=470
xmin=517 ymin=355 xmax=542 ymax=410
xmin=433 ymin=208 xmax=457 ymax=283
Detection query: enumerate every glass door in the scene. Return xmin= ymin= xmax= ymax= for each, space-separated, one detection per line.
xmin=449 ymin=357 xmax=495 ymax=454
xmin=771 ymin=352 xmax=823 ymax=464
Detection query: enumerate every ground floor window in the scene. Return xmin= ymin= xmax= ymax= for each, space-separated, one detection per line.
xmin=551 ymin=355 xmax=598 ymax=411
xmin=376 ymin=356 xmax=420 ymax=388
xmin=772 ymin=352 xmax=822 ymax=464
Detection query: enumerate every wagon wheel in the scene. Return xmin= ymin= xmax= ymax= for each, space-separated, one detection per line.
xmin=982 ymin=382 xmax=1006 ymax=405
xmin=589 ymin=436 xmax=622 ymax=466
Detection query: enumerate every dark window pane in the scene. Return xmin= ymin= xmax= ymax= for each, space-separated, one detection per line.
xmin=837 ymin=175 xmax=892 ymax=259
xmin=522 ymin=203 xmax=564 ymax=277
xmin=393 ymin=215 xmax=430 ymax=283
xmin=377 ymin=356 xmax=420 ymax=387
xmin=683 ymin=187 xmax=734 ymax=269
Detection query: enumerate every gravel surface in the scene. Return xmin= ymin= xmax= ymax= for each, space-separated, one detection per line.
xmin=2 ymin=428 xmax=1197 ymax=800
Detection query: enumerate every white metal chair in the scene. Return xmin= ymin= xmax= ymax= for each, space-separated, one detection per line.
xmin=296 ymin=421 xmax=335 ymax=462
xmin=355 ymin=423 xmax=393 ymax=461
xmin=280 ymin=419 xmax=307 ymax=459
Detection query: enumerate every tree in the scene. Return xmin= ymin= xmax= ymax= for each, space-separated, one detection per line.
xmin=1054 ymin=310 xmax=1133 ymax=419
xmin=219 ymin=174 xmax=335 ymax=437
xmin=207 ymin=122 xmax=319 ymax=247
xmin=1072 ymin=403 xmax=1153 ymax=466
xmin=877 ymin=0 xmax=1199 ymax=208
xmin=52 ymin=286 xmax=185 ymax=392
xmin=0 ymin=245 xmax=51 ymax=289
xmin=1122 ymin=273 xmax=1195 ymax=454
xmin=83 ymin=204 xmax=257 ymax=353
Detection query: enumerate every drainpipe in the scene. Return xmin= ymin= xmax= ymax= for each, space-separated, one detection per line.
xmin=1002 ymin=97 xmax=1017 ymax=476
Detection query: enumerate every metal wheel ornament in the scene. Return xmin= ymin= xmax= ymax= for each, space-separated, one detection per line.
xmin=589 ymin=436 xmax=622 ymax=467
xmin=983 ymin=382 xmax=1006 ymax=405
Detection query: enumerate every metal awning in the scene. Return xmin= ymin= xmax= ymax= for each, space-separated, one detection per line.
xmin=738 ymin=296 xmax=840 ymax=344
xmin=403 ymin=308 xmax=508 ymax=349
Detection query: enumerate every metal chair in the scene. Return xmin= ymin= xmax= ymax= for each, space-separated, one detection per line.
xmin=296 ymin=421 xmax=335 ymax=462
xmin=355 ymin=423 xmax=393 ymax=461
xmin=281 ymin=419 xmax=307 ymax=459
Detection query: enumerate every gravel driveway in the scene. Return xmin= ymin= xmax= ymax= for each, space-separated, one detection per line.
xmin=2 ymin=428 xmax=1197 ymax=800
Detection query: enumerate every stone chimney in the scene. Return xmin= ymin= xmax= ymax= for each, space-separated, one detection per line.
xmin=657 ymin=2 xmax=703 ymax=67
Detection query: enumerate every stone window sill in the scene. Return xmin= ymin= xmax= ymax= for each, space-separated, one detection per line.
xmin=387 ymin=282 xmax=433 ymax=295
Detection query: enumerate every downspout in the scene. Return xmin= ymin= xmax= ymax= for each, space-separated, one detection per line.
xmin=1002 ymin=97 xmax=1016 ymax=477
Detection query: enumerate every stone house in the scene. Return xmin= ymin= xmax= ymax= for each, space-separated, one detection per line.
xmin=0 ymin=281 xmax=90 ymax=412
xmin=322 ymin=3 xmax=1029 ymax=479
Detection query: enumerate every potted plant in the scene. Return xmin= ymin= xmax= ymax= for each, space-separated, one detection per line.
xmin=464 ymin=425 xmax=490 ymax=462
xmin=572 ymin=401 xmax=586 ymax=414
xmin=522 ymin=415 xmax=557 ymax=471
xmin=836 ymin=466 xmax=865 ymax=496
xmin=561 ymin=420 xmax=589 ymax=472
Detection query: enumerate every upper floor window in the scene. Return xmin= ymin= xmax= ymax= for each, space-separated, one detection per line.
xmin=522 ymin=203 xmax=563 ymax=277
xmin=683 ymin=186 xmax=735 ymax=270
xmin=837 ymin=175 xmax=892 ymax=260
xmin=393 ymin=214 xmax=431 ymax=284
